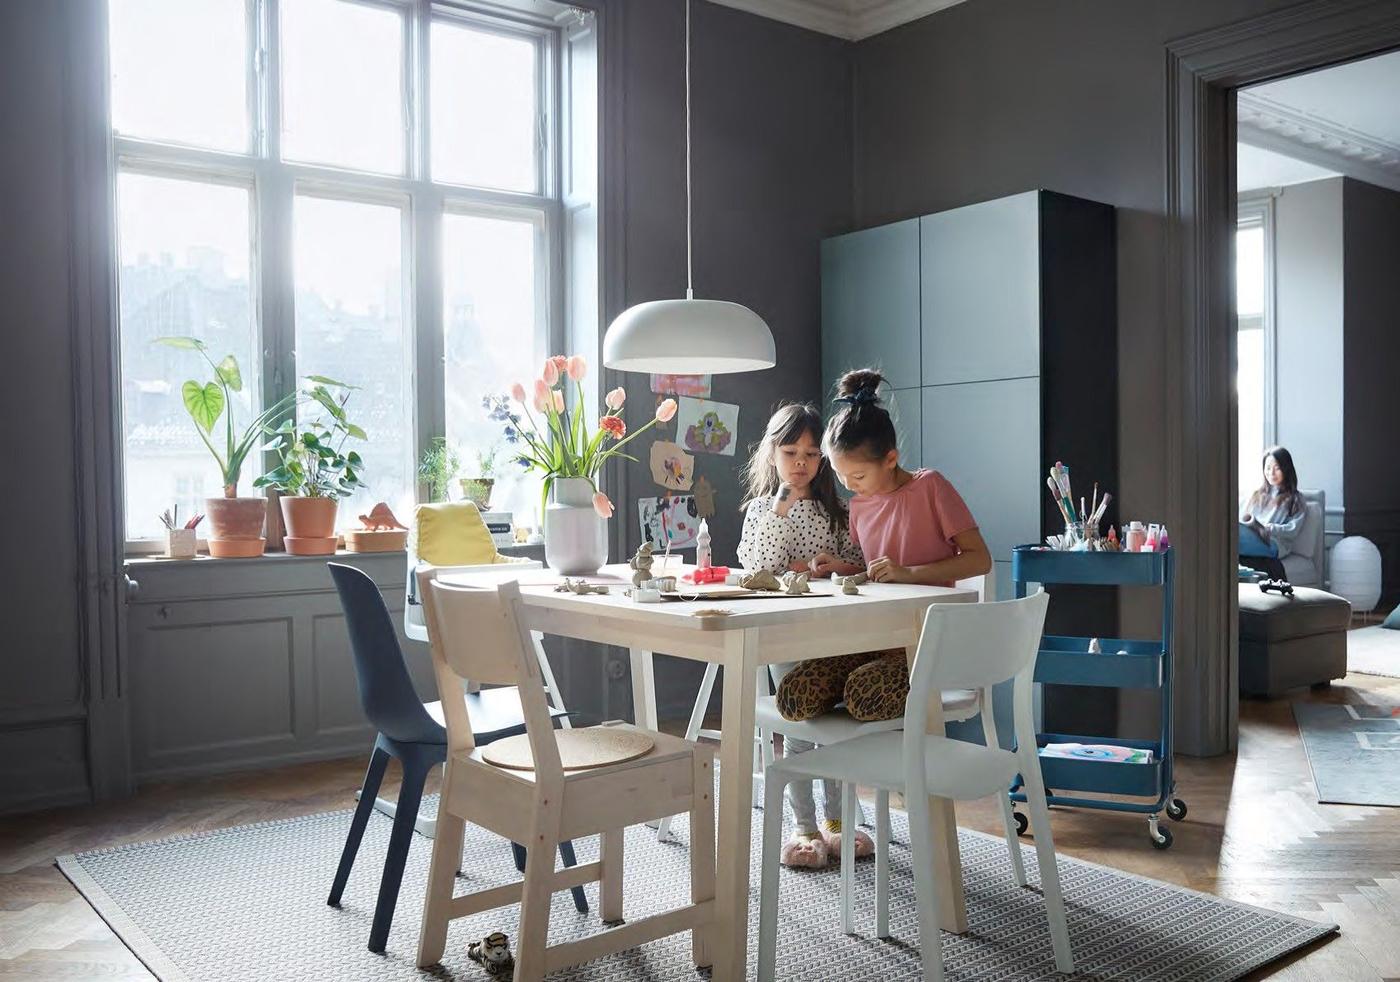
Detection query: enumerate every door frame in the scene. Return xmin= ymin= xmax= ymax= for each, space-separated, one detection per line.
xmin=1164 ymin=0 xmax=1400 ymax=755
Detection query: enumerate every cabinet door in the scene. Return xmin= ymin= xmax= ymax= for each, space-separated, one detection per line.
xmin=821 ymin=218 xmax=921 ymax=393
xmin=921 ymin=378 xmax=1040 ymax=565
xmin=888 ymin=387 xmax=921 ymax=470
xmin=921 ymin=192 xmax=1041 ymax=386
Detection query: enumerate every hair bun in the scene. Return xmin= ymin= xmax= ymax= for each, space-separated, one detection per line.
xmin=836 ymin=368 xmax=885 ymax=404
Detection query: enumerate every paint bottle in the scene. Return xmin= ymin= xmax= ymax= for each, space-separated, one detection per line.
xmin=1125 ymin=521 xmax=1146 ymax=552
xmin=696 ymin=519 xmax=712 ymax=569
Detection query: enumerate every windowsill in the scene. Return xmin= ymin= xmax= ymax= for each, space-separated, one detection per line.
xmin=125 ymin=548 xmax=406 ymax=567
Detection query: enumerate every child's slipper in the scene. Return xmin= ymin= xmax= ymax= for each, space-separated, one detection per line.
xmin=780 ymin=832 xmax=829 ymax=869
xmin=821 ymin=819 xmax=874 ymax=860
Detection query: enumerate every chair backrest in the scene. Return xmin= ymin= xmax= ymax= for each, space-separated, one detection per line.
xmin=902 ymin=591 xmax=1049 ymax=775
xmin=955 ymin=565 xmax=996 ymax=602
xmin=327 ymin=563 xmax=444 ymax=745
xmin=419 ymin=572 xmax=562 ymax=775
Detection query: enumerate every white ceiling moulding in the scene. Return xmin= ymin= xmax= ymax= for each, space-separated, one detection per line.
xmin=706 ymin=0 xmax=969 ymax=41
xmin=1237 ymin=90 xmax=1400 ymax=195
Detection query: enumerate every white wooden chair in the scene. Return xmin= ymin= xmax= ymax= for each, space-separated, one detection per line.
xmin=658 ymin=571 xmax=995 ymax=844
xmin=757 ymin=590 xmax=1073 ymax=982
xmin=416 ymin=572 xmax=717 ymax=982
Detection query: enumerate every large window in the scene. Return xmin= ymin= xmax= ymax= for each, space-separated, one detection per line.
xmin=1236 ymin=197 xmax=1275 ymax=501
xmin=111 ymin=0 xmax=576 ymax=543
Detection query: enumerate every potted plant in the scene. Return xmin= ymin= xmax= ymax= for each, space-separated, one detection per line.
xmin=498 ymin=355 xmax=676 ymax=574
xmin=254 ymin=379 xmax=366 ymax=555
xmin=417 ymin=437 xmax=461 ymax=504
xmin=460 ymin=431 xmax=504 ymax=510
xmin=154 ymin=336 xmax=300 ymax=557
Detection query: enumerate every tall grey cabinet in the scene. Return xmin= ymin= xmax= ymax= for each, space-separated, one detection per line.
xmin=821 ymin=190 xmax=1117 ymax=601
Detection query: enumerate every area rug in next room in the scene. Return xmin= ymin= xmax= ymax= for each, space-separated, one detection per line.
xmin=59 ymin=799 xmax=1335 ymax=982
xmin=1295 ymin=700 xmax=1400 ymax=806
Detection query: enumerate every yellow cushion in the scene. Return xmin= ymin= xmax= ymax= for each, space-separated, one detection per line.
xmin=412 ymin=502 xmax=512 ymax=566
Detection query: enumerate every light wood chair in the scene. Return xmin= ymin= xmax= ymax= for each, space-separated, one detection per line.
xmin=415 ymin=572 xmax=717 ymax=982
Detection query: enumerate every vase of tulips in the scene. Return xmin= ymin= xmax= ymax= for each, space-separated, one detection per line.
xmin=496 ymin=354 xmax=677 ymax=575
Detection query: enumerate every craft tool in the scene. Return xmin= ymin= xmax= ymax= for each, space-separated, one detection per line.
xmin=1046 ymin=477 xmax=1072 ymax=524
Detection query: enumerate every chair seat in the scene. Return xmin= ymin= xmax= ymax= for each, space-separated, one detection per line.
xmin=752 ymin=688 xmax=980 ymax=744
xmin=769 ymin=730 xmax=1018 ymax=801
xmin=425 ymin=686 xmax=569 ymax=746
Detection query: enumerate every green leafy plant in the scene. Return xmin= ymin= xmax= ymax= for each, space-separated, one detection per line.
xmin=154 ymin=336 xmax=299 ymax=498
xmin=254 ymin=378 xmax=366 ymax=499
xmin=418 ymin=438 xmax=461 ymax=503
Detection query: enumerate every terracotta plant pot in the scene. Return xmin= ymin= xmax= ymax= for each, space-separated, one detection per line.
xmin=280 ymin=496 xmax=339 ymax=556
xmin=205 ymin=496 xmax=268 ymax=558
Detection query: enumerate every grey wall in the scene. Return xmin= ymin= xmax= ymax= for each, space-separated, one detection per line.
xmin=611 ymin=0 xmax=852 ymax=717
xmin=1273 ymin=178 xmax=1345 ymax=512
xmin=1343 ymin=177 xmax=1400 ymax=608
xmin=0 ymin=1 xmax=92 ymax=813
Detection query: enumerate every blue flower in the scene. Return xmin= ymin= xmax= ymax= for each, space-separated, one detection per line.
xmin=516 ymin=455 xmax=533 ymax=471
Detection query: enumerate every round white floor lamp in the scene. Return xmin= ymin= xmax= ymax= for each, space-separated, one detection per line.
xmin=1330 ymin=536 xmax=1382 ymax=613
xmin=601 ymin=0 xmax=776 ymax=375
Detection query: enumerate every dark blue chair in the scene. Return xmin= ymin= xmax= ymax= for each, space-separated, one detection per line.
xmin=325 ymin=563 xmax=586 ymax=953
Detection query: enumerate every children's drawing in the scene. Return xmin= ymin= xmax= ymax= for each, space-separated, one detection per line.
xmin=648 ymin=440 xmax=695 ymax=491
xmin=650 ymin=373 xmax=712 ymax=398
xmin=676 ymin=397 xmax=739 ymax=457
xmin=638 ymin=495 xmax=700 ymax=551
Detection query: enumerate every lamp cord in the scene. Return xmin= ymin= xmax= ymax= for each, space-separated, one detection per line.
xmin=685 ymin=0 xmax=694 ymax=301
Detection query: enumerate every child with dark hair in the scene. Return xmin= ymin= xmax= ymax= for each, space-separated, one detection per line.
xmin=777 ymin=367 xmax=992 ymax=722
xmin=738 ymin=403 xmax=864 ymax=868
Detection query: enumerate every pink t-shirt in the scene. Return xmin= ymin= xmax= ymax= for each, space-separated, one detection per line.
xmin=848 ymin=470 xmax=978 ymax=585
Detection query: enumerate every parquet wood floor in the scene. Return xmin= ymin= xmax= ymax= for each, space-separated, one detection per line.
xmin=2 ymin=672 xmax=1398 ymax=981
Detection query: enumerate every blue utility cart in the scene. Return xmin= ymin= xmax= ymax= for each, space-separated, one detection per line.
xmin=1009 ymin=545 xmax=1186 ymax=849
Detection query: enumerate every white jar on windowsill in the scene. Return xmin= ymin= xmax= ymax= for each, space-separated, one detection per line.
xmin=164 ymin=527 xmax=197 ymax=560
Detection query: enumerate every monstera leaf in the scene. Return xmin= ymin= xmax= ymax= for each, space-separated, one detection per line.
xmin=181 ymin=381 xmax=225 ymax=433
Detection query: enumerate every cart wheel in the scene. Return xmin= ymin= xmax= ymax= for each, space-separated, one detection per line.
xmin=1150 ymin=825 xmax=1173 ymax=850
xmin=1014 ymin=810 xmax=1029 ymax=837
xmin=1166 ymin=798 xmax=1188 ymax=822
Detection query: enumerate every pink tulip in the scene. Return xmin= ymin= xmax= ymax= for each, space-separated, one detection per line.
xmin=550 ymin=355 xmax=569 ymax=373
xmin=567 ymin=355 xmax=587 ymax=381
xmin=542 ymin=359 xmax=559 ymax=386
xmin=604 ymin=386 xmax=626 ymax=410
xmin=553 ymin=389 xmax=565 ymax=413
xmin=592 ymin=492 xmax=615 ymax=519
xmin=533 ymin=378 xmax=549 ymax=403
xmin=510 ymin=382 xmax=527 ymax=403
xmin=655 ymin=398 xmax=678 ymax=423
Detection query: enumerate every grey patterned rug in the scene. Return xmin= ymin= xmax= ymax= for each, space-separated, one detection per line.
xmin=59 ymin=796 xmax=1334 ymax=981
xmin=1294 ymin=701 xmax=1400 ymax=805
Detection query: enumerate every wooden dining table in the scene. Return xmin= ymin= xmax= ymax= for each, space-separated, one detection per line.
xmin=442 ymin=564 xmax=977 ymax=982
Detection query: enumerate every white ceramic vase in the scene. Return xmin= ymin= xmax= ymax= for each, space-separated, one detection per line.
xmin=544 ymin=477 xmax=608 ymax=575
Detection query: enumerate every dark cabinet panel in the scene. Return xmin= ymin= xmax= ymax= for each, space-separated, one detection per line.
xmin=821 ymin=218 xmax=921 ymax=392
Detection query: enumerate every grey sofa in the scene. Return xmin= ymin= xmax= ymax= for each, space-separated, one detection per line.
xmin=1281 ymin=489 xmax=1326 ymax=587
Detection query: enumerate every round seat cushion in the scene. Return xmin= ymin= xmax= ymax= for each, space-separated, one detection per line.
xmin=1237 ymin=585 xmax=1352 ymax=643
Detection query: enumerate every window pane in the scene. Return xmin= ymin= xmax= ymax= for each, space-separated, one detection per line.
xmin=117 ymin=172 xmax=256 ymax=539
xmin=1238 ymin=326 xmax=1265 ymax=500
xmin=432 ymin=21 xmax=538 ymax=192
xmin=281 ymin=0 xmax=405 ymax=174
xmin=109 ymin=0 xmax=249 ymax=151
xmin=443 ymin=212 xmax=544 ymax=525
xmin=293 ymin=196 xmax=412 ymax=523
xmin=1236 ymin=225 xmax=1264 ymax=317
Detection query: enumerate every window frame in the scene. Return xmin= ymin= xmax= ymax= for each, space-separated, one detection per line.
xmin=1236 ymin=193 xmax=1277 ymax=450
xmin=110 ymin=0 xmax=566 ymax=551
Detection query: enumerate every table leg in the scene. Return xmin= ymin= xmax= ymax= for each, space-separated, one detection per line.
xmin=713 ymin=631 xmax=759 ymax=982
xmin=629 ymin=648 xmax=662 ymax=831
xmin=910 ymin=638 xmax=968 ymax=934
xmin=629 ymin=648 xmax=658 ymax=731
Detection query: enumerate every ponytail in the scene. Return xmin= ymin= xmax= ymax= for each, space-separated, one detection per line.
xmin=823 ymin=368 xmax=897 ymax=461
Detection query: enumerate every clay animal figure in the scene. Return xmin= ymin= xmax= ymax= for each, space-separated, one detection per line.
xmin=841 ymin=578 xmax=860 ymax=595
xmin=555 ymin=579 xmax=609 ymax=595
xmin=630 ymin=541 xmax=655 ymax=586
xmin=358 ymin=502 xmax=408 ymax=531
xmin=780 ymin=571 xmax=811 ymax=595
xmin=738 ymin=569 xmax=781 ymax=592
xmin=467 ymin=932 xmax=514 ymax=977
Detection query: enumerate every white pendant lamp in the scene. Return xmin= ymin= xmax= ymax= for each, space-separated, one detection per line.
xmin=602 ymin=0 xmax=776 ymax=374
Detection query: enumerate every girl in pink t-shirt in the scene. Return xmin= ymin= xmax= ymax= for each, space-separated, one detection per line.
xmin=776 ymin=368 xmax=992 ymax=717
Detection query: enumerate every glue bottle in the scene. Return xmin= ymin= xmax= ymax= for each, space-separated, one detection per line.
xmin=696 ymin=519 xmax=712 ymax=569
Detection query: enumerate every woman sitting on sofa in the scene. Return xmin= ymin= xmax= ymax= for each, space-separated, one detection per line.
xmin=1239 ymin=445 xmax=1306 ymax=581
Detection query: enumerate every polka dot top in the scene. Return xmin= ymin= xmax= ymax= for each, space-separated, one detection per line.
xmin=737 ymin=497 xmax=864 ymax=574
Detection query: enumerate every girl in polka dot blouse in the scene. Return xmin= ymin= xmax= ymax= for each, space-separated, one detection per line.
xmin=738 ymin=404 xmax=864 ymax=869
